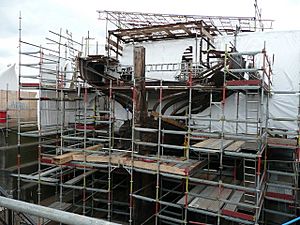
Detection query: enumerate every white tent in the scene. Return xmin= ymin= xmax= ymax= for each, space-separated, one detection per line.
xmin=0 ymin=64 xmax=18 ymax=91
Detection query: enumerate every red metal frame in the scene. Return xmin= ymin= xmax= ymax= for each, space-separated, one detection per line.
xmin=20 ymin=83 xmax=40 ymax=87
xmin=265 ymin=192 xmax=294 ymax=201
xmin=189 ymin=221 xmax=207 ymax=225
xmin=222 ymin=209 xmax=254 ymax=221
xmin=226 ymin=80 xmax=261 ymax=86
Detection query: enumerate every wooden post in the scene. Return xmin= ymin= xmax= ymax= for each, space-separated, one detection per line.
xmin=133 ymin=47 xmax=154 ymax=224
xmin=133 ymin=46 xmax=149 ymax=156
xmin=133 ymin=46 xmax=147 ymax=126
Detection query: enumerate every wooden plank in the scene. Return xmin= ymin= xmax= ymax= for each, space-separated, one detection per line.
xmin=65 ymin=169 xmax=97 ymax=185
xmin=53 ymin=144 xmax=103 ymax=165
xmin=225 ymin=141 xmax=245 ymax=152
xmin=242 ymin=142 xmax=259 ymax=151
xmin=73 ymin=152 xmax=126 ymax=165
xmin=177 ymin=184 xmax=206 ymax=205
xmin=193 ymin=138 xmax=216 ymax=148
xmin=195 ymin=173 xmax=217 ymax=181
xmin=193 ymin=139 xmax=234 ymax=150
xmin=212 ymin=139 xmax=234 ymax=149
xmin=53 ymin=152 xmax=78 ymax=165
xmin=223 ymin=190 xmax=244 ymax=211
xmin=189 ymin=186 xmax=216 ymax=210
xmin=105 ymin=45 xmax=123 ymax=56
xmin=209 ymin=188 xmax=232 ymax=212
xmin=200 ymin=26 xmax=214 ymax=42
xmin=189 ymin=186 xmax=232 ymax=212
xmin=162 ymin=28 xmax=174 ymax=36
xmin=268 ymin=137 xmax=297 ymax=147
xmin=179 ymin=24 xmax=193 ymax=35
xmin=71 ymin=151 xmax=204 ymax=175
xmin=107 ymin=38 xmax=123 ymax=51
xmin=86 ymin=144 xmax=103 ymax=151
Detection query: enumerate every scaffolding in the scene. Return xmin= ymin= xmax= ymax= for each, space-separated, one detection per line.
xmin=11 ymin=9 xmax=300 ymax=225
xmin=263 ymin=73 xmax=300 ymax=224
xmin=113 ymin=46 xmax=272 ymax=225
xmin=97 ymin=10 xmax=274 ymax=34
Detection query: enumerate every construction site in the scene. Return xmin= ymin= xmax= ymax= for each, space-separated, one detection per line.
xmin=0 ymin=4 xmax=299 ymax=225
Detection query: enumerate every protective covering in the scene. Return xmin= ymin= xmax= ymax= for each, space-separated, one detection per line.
xmin=0 ymin=64 xmax=18 ymax=91
xmin=210 ymin=31 xmax=300 ymax=133
xmin=120 ymin=38 xmax=199 ymax=80
xmin=120 ymin=30 xmax=300 ymax=134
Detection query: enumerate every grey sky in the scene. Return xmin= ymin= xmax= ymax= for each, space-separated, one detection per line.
xmin=1 ymin=0 xmax=300 ymax=70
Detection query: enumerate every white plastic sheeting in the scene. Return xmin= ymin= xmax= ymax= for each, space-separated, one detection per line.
xmin=120 ymin=38 xmax=199 ymax=80
xmin=39 ymin=54 xmax=78 ymax=127
xmin=37 ymin=30 xmax=300 ymax=134
xmin=0 ymin=64 xmax=18 ymax=91
xmin=39 ymin=91 xmax=78 ymax=128
xmin=120 ymin=31 xmax=300 ymax=134
xmin=208 ymin=31 xmax=300 ymax=133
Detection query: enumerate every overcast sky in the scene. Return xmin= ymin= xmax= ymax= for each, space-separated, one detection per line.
xmin=1 ymin=0 xmax=300 ymax=71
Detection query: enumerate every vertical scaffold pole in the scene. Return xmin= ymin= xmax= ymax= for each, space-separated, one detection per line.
xmin=56 ymin=29 xmax=63 ymax=225
xmin=155 ymin=79 xmax=163 ymax=225
xmin=129 ymin=81 xmax=136 ymax=225
xmin=218 ymin=44 xmax=228 ymax=225
xmin=108 ymin=80 xmax=113 ymax=221
xmin=17 ymin=11 xmax=22 ymax=201
xmin=295 ymin=52 xmax=300 ymax=216
xmin=37 ymin=45 xmax=43 ymax=225
xmin=184 ymin=169 xmax=189 ymax=225
xmin=83 ymin=81 xmax=88 ymax=216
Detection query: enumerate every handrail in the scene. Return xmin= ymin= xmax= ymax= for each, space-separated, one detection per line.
xmin=282 ymin=217 xmax=300 ymax=225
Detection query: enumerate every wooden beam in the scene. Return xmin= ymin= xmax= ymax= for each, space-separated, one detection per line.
xmin=107 ymin=38 xmax=123 ymax=51
xmin=53 ymin=144 xmax=103 ymax=165
xmin=151 ymin=111 xmax=186 ymax=130
xmin=105 ymin=45 xmax=123 ymax=56
xmin=53 ymin=152 xmax=77 ymax=165
xmin=179 ymin=24 xmax=193 ymax=35
xmin=111 ymin=21 xmax=214 ymax=43
xmin=72 ymin=153 xmax=205 ymax=176
xmin=195 ymin=23 xmax=214 ymax=42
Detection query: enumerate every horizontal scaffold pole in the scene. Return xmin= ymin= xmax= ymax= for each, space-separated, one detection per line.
xmin=0 ymin=196 xmax=120 ymax=225
xmin=282 ymin=217 xmax=300 ymax=225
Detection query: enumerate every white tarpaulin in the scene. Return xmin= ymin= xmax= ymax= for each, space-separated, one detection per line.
xmin=120 ymin=30 xmax=300 ymax=134
xmin=208 ymin=30 xmax=300 ymax=133
xmin=120 ymin=38 xmax=199 ymax=80
xmin=0 ymin=64 xmax=18 ymax=91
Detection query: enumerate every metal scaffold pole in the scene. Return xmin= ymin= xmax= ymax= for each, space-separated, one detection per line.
xmin=107 ymin=80 xmax=113 ymax=221
xmin=83 ymin=80 xmax=88 ymax=215
xmin=17 ymin=11 xmax=22 ymax=202
xmin=57 ymin=29 xmax=63 ymax=223
xmin=0 ymin=196 xmax=120 ymax=225
xmin=217 ymin=44 xmax=228 ymax=225
xmin=155 ymin=79 xmax=163 ymax=225
xmin=129 ymin=80 xmax=136 ymax=225
xmin=37 ymin=45 xmax=43 ymax=225
xmin=13 ymin=10 xmax=293 ymax=224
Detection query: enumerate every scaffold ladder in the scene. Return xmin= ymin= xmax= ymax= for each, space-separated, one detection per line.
xmin=245 ymin=90 xmax=260 ymax=135
xmin=243 ymin=158 xmax=257 ymax=204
